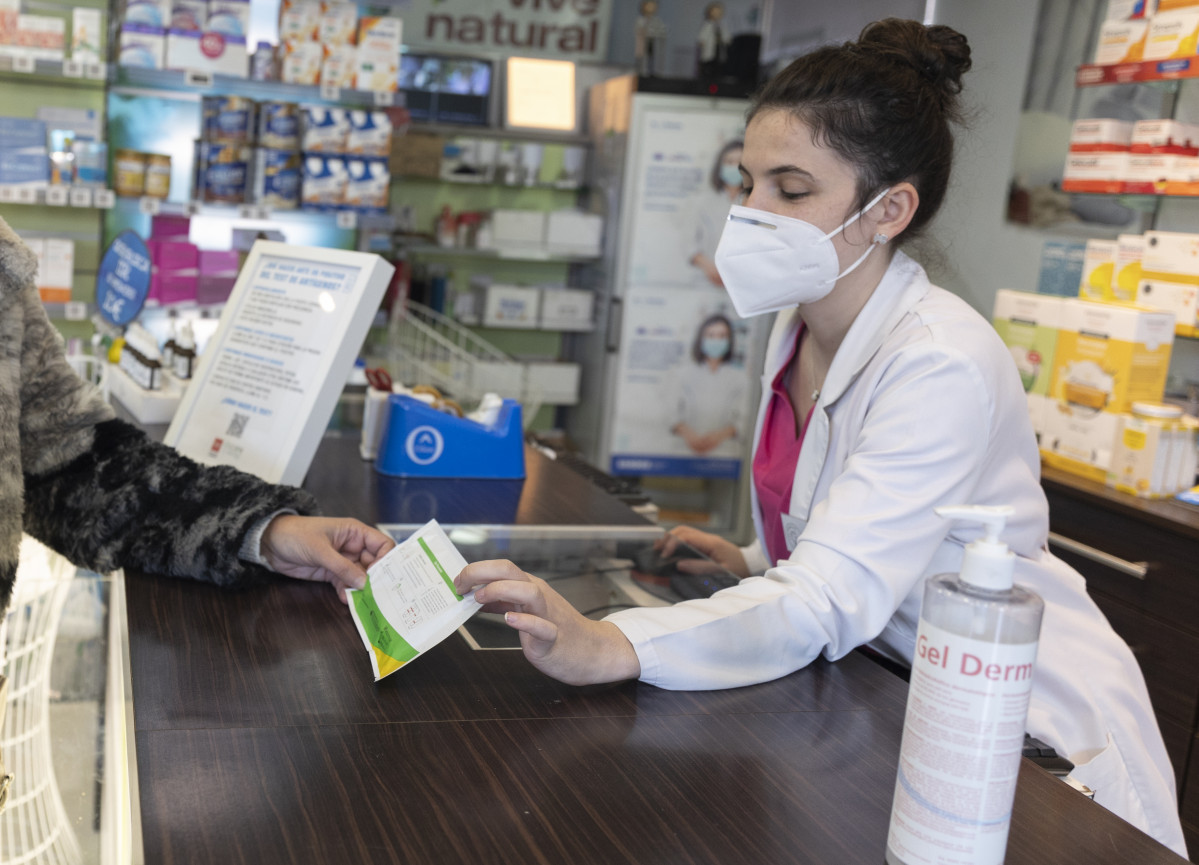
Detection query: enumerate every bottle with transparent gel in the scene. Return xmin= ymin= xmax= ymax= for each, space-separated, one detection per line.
xmin=886 ymin=505 xmax=1044 ymax=865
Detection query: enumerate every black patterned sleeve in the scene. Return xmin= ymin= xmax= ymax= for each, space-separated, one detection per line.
xmin=23 ymin=417 xmax=320 ymax=587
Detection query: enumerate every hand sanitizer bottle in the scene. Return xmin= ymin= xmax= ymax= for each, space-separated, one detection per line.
xmin=886 ymin=505 xmax=1044 ymax=865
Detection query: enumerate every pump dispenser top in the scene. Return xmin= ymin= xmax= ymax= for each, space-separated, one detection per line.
xmin=934 ymin=504 xmax=1015 ymax=591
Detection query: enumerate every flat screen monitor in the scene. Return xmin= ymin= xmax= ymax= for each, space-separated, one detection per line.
xmin=399 ymin=53 xmax=493 ymax=126
xmin=505 ymin=56 xmax=576 ymax=133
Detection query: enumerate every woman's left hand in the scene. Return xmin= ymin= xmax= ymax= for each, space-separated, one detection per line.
xmin=455 ymin=559 xmax=641 ymax=686
xmin=261 ymin=515 xmax=395 ymax=604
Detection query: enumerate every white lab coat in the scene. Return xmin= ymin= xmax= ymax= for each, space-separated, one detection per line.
xmin=607 ymin=252 xmax=1187 ymax=856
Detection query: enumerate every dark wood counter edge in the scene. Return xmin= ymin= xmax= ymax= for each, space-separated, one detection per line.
xmin=1041 ymin=464 xmax=1199 ymax=542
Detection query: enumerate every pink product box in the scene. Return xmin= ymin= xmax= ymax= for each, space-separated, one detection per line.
xmin=150 ymin=271 xmax=197 ymax=304
xmin=196 ymin=248 xmax=239 ymax=304
xmin=150 ymin=213 xmax=191 ymax=239
xmin=148 ymin=238 xmax=199 ymax=272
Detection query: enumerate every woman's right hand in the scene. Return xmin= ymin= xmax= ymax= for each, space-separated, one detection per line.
xmin=655 ymin=525 xmax=751 ymax=580
xmin=454 ymin=560 xmax=642 ymax=686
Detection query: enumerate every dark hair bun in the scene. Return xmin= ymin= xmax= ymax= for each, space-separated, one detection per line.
xmin=859 ymin=18 xmax=972 ymax=99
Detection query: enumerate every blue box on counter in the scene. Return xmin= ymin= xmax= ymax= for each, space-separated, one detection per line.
xmin=0 ymin=117 xmax=46 ymax=151
xmin=375 ymin=395 xmax=526 ymax=479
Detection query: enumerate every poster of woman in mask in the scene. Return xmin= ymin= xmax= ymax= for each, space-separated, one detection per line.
xmin=690 ymin=139 xmax=743 ymax=288
xmin=671 ymin=313 xmax=744 ymax=456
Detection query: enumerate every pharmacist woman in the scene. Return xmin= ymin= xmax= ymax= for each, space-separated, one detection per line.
xmin=455 ymin=18 xmax=1188 ymax=856
xmin=0 ymin=216 xmax=394 ymax=616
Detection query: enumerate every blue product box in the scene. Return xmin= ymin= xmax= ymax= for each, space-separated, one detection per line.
xmin=1036 ymin=240 xmax=1086 ymax=297
xmin=253 ymin=147 xmax=300 ymax=209
xmin=0 ymin=117 xmax=47 ymax=151
xmin=0 ymin=149 xmax=50 ymax=186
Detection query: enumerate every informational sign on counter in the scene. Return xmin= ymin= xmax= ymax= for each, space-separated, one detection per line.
xmin=165 ymin=241 xmax=393 ymax=486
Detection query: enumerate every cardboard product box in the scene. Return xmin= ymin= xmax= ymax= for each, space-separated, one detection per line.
xmin=301 ymin=106 xmax=351 ymax=152
xmin=1136 ymin=278 xmax=1199 ymax=335
xmin=544 ymin=210 xmax=603 ymax=258
xmin=356 ymin=16 xmax=401 ymax=53
xmin=1112 ymin=233 xmax=1145 ymax=301
xmin=150 ymin=213 xmax=191 ymax=239
xmin=480 ymin=284 xmax=540 ymax=329
xmin=166 ymin=29 xmax=247 ymax=77
xmin=70 ymin=7 xmax=103 ymax=64
xmin=206 ymin=0 xmax=250 ymax=38
xmin=346 ymin=110 xmax=392 ymax=156
xmin=991 ymin=289 xmax=1064 ymax=397
xmin=318 ymin=2 xmax=358 ymax=45
xmin=148 ymin=238 xmax=199 ymax=273
xmin=250 ymin=147 xmax=300 ymax=210
xmin=149 ymin=270 xmax=197 ymax=305
xmin=1140 ymin=229 xmax=1199 ymax=334
xmin=197 ymin=248 xmax=239 ymax=304
xmin=1062 ymin=152 xmax=1128 ymax=193
xmin=356 ymin=48 xmax=399 ymax=92
xmin=1093 ymin=18 xmax=1149 ymax=64
xmin=1106 ymin=0 xmax=1157 ymax=19
xmin=1026 ymin=392 xmax=1051 ymax=445
xmin=1042 ymin=298 xmax=1175 ymax=481
xmin=1143 ymin=8 xmax=1199 ymax=59
xmin=280 ymin=39 xmax=322 ymax=85
xmin=1079 ymin=238 xmax=1117 ymax=300
xmin=344 ymin=156 xmax=388 ymax=212
xmin=37 ymin=237 xmax=72 ymax=303
xmin=118 ymin=23 xmax=164 ymax=68
xmin=0 ymin=116 xmax=45 ymax=150
xmin=539 ymin=287 xmax=594 ymax=331
xmin=0 ymin=148 xmax=49 ymax=187
xmin=124 ymin=0 xmax=170 ymax=29
xmin=278 ymin=0 xmax=320 ymax=42
xmin=169 ymin=1 xmax=207 ymax=31
xmin=489 ymin=210 xmax=546 ymax=251
xmin=301 ymin=152 xmax=347 ymax=210
xmin=320 ymin=43 xmax=356 ymax=88
xmin=392 ymin=131 xmax=444 ymax=178
xmin=1036 ymin=240 xmax=1086 ymax=297
xmin=523 ymin=361 xmax=581 ymax=405
xmin=1069 ymin=118 xmax=1135 ymax=151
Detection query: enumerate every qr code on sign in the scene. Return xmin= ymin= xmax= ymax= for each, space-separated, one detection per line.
xmin=227 ymin=413 xmax=250 ymax=438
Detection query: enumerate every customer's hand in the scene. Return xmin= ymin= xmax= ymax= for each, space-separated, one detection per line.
xmin=261 ymin=515 xmax=395 ymax=604
xmin=455 ymin=560 xmax=641 ymax=686
xmin=655 ymin=525 xmax=750 ymax=580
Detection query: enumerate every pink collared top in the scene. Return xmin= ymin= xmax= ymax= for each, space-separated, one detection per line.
xmin=753 ymin=325 xmax=815 ymax=566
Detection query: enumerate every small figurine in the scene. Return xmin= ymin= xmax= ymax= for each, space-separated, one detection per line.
xmin=697 ymin=2 xmax=727 ymax=81
xmin=635 ymin=0 xmax=668 ymax=77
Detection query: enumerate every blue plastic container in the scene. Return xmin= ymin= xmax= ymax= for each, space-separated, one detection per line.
xmin=375 ymin=395 xmax=526 ymax=479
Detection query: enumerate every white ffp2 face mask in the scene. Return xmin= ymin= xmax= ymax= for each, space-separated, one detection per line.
xmin=714 ymin=187 xmax=890 ymax=318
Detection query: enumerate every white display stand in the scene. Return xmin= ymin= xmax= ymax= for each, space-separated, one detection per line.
xmin=165 ymin=241 xmax=394 ymax=486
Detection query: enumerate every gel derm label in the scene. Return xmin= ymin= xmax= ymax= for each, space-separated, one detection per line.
xmin=888 ymin=620 xmax=1039 ymax=865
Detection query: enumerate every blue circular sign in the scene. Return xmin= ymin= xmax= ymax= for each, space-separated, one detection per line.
xmin=96 ymin=230 xmax=151 ymax=326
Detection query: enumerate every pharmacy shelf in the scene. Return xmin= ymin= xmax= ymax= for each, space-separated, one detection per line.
xmin=403 ymin=242 xmax=599 ymax=264
xmin=0 ymin=56 xmax=107 ymax=87
xmin=0 ymin=187 xmax=115 ymax=208
xmin=115 ymin=195 xmax=380 ymax=228
xmin=1076 ymin=59 xmax=1199 ymax=88
xmin=398 ymin=173 xmax=587 ymax=192
xmin=110 ymin=66 xmax=402 ymax=108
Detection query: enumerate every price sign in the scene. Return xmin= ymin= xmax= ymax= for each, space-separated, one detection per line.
xmin=85 ymin=62 xmax=106 ymax=80
xmin=45 ymin=186 xmax=69 ymax=206
xmin=186 ymin=200 xmax=201 ymax=215
xmin=64 ymin=301 xmax=88 ymax=321
xmin=62 ymin=59 xmax=83 ymax=78
xmin=93 ymin=188 xmax=114 ymax=208
xmin=96 ymin=231 xmax=151 ymax=327
xmin=15 ymin=187 xmax=35 ymax=204
xmin=320 ymin=82 xmax=341 ymax=102
xmin=373 ymin=90 xmax=395 ymax=107
xmin=71 ymin=187 xmax=96 ymax=208
xmin=184 ymin=69 xmax=214 ymax=88
xmin=13 ymin=55 xmax=34 ymax=73
xmin=0 ymin=186 xmax=16 ymax=203
xmin=139 ymin=196 xmax=161 ymax=215
xmin=336 ymin=210 xmax=358 ymax=230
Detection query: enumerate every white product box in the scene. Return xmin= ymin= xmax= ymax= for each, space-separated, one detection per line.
xmin=1080 ymin=238 xmax=1117 ymax=300
xmin=1043 ymin=399 xmax=1124 ymax=474
xmin=480 ymin=284 xmax=540 ymax=328
xmin=320 ymin=43 xmax=356 ymax=88
xmin=1061 ymin=152 xmax=1128 ymax=193
xmin=319 ymin=2 xmax=358 ymax=44
xmin=15 ymin=15 xmax=65 ymax=61
xmin=166 ymin=29 xmax=247 ymax=76
xmin=346 ymin=110 xmax=392 ymax=156
xmin=1143 ymin=9 xmax=1199 ymax=59
xmin=278 ymin=0 xmax=320 ymax=41
xmin=1142 ymin=229 xmax=1199 ymax=275
xmin=356 ymin=49 xmax=399 ymax=92
xmin=1136 ymin=278 xmax=1199 ymax=333
xmin=1069 ymin=118 xmax=1134 ymax=151
xmin=301 ymin=106 xmax=351 ymax=152
xmin=1130 ymin=118 xmax=1199 ymax=151
xmin=1026 ymin=392 xmax=1051 ymax=444
xmin=169 ymin=0 xmax=207 ymax=30
xmin=1122 ymin=152 xmax=1174 ymax=193
xmin=301 ymin=153 xmax=347 ymax=209
xmin=70 ymin=8 xmax=103 ymax=64
xmin=544 ymin=210 xmax=603 ymax=257
xmin=207 ymin=0 xmax=251 ymax=38
xmin=1106 ymin=0 xmax=1157 ymax=19
xmin=539 ymin=287 xmax=594 ymax=331
xmin=281 ymin=39 xmax=323 ymax=85
xmin=473 ymin=360 xmax=525 ymax=398
xmin=37 ymin=237 xmax=73 ymax=302
xmin=356 ymin=16 xmax=402 ymax=52
xmin=523 ymin=361 xmax=581 ymax=405
xmin=344 ymin=157 xmax=388 ymax=211
xmin=991 ymin=289 xmax=1065 ymax=397
xmin=1094 ymin=18 xmax=1150 ymax=64
xmin=124 ymin=0 xmax=170 ymax=29
xmin=490 ymin=210 xmax=547 ymax=251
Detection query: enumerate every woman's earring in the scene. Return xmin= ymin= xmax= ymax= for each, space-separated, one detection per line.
xmin=873 ymin=233 xmax=888 ymax=244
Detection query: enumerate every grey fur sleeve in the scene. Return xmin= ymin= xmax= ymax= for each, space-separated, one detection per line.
xmin=23 ymin=417 xmax=320 ymax=587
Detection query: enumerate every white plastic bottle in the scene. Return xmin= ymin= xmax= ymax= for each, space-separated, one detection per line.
xmin=886 ymin=505 xmax=1044 ymax=865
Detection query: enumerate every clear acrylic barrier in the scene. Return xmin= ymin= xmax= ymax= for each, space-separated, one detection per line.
xmin=2 ymin=537 xmax=142 ymax=865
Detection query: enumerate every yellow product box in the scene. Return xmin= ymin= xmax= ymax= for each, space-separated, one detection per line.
xmin=991 ymin=289 xmax=1064 ymax=396
xmin=1042 ymin=298 xmax=1175 ymax=481
xmin=1079 ymin=238 xmax=1117 ymax=300
xmin=1113 ymin=234 xmax=1146 ymax=301
xmin=1144 ymin=9 xmax=1199 ymax=59
xmin=1108 ymin=402 xmax=1190 ymax=497
xmin=1094 ymin=18 xmax=1149 ymax=64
